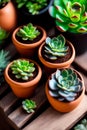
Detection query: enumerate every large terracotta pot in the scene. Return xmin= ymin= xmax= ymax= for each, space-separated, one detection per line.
xmin=38 ymin=40 xmax=75 ymax=76
xmin=4 ymin=59 xmax=42 ymax=98
xmin=0 ymin=1 xmax=17 ymax=31
xmin=12 ymin=25 xmax=47 ymax=58
xmin=45 ymin=68 xmax=85 ymax=112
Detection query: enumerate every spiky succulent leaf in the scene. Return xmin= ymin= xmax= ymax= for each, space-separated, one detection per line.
xmin=49 ymin=68 xmax=83 ymax=102
xmin=17 ymin=23 xmax=40 ymax=41
xmin=10 ymin=59 xmax=35 ymax=81
xmin=22 ymin=99 xmax=37 ymax=113
xmin=0 ymin=50 xmax=10 ymax=85
xmin=49 ymin=0 xmax=87 ymax=33
xmin=44 ymin=34 xmax=69 ymax=60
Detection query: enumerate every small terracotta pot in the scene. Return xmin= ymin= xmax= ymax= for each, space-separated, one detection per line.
xmin=45 ymin=68 xmax=85 ymax=113
xmin=4 ymin=59 xmax=42 ymax=98
xmin=12 ymin=25 xmax=47 ymax=58
xmin=0 ymin=1 xmax=17 ymax=31
xmin=38 ymin=40 xmax=75 ymax=76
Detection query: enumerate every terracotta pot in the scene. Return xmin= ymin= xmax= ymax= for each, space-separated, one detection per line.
xmin=4 ymin=59 xmax=42 ymax=98
xmin=0 ymin=1 xmax=17 ymax=31
xmin=45 ymin=68 xmax=85 ymax=113
xmin=38 ymin=40 xmax=75 ymax=76
xmin=12 ymin=25 xmax=47 ymax=58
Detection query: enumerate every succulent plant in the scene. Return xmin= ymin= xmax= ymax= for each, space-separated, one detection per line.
xmin=0 ymin=27 xmax=9 ymax=44
xmin=15 ymin=0 xmax=47 ymax=15
xmin=10 ymin=59 xmax=35 ymax=81
xmin=22 ymin=99 xmax=37 ymax=113
xmin=49 ymin=0 xmax=87 ymax=33
xmin=16 ymin=23 xmax=40 ymax=41
xmin=43 ymin=34 xmax=69 ymax=60
xmin=74 ymin=118 xmax=87 ymax=130
xmin=0 ymin=50 xmax=10 ymax=85
xmin=49 ymin=68 xmax=83 ymax=102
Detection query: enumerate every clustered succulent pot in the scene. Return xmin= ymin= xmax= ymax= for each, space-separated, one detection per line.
xmin=4 ymin=59 xmax=42 ymax=98
xmin=12 ymin=23 xmax=47 ymax=58
xmin=38 ymin=34 xmax=75 ymax=76
xmin=0 ymin=0 xmax=17 ymax=31
xmin=1 ymin=0 xmax=85 ymax=116
xmin=45 ymin=68 xmax=85 ymax=112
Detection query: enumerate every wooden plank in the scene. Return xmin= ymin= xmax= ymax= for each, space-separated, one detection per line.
xmin=0 ymin=83 xmax=9 ymax=96
xmin=0 ymin=92 xmax=18 ymax=114
xmin=7 ymin=83 xmax=47 ymax=130
xmin=74 ymin=51 xmax=87 ymax=71
xmin=23 ymin=95 xmax=87 ymax=130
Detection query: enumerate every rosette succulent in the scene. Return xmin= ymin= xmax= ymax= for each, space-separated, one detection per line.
xmin=74 ymin=118 xmax=87 ymax=130
xmin=49 ymin=68 xmax=83 ymax=102
xmin=49 ymin=0 xmax=87 ymax=33
xmin=16 ymin=23 xmax=40 ymax=41
xmin=10 ymin=59 xmax=35 ymax=81
xmin=43 ymin=34 xmax=69 ymax=60
xmin=22 ymin=99 xmax=37 ymax=113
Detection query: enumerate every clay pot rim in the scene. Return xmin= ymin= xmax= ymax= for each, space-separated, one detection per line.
xmin=12 ymin=25 xmax=47 ymax=48
xmin=4 ymin=59 xmax=42 ymax=87
xmin=45 ymin=67 xmax=85 ymax=105
xmin=38 ymin=40 xmax=75 ymax=68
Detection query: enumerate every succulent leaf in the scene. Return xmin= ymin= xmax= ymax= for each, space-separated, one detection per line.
xmin=49 ymin=0 xmax=87 ymax=33
xmin=49 ymin=68 xmax=83 ymax=102
xmin=10 ymin=59 xmax=35 ymax=81
xmin=22 ymin=99 xmax=37 ymax=113
xmin=16 ymin=23 xmax=40 ymax=41
xmin=44 ymin=34 xmax=69 ymax=60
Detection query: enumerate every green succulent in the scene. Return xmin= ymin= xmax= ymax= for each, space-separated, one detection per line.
xmin=10 ymin=59 xmax=35 ymax=81
xmin=74 ymin=119 xmax=87 ymax=130
xmin=0 ymin=0 xmax=10 ymax=7
xmin=49 ymin=0 xmax=87 ymax=33
xmin=0 ymin=50 xmax=10 ymax=85
xmin=15 ymin=0 xmax=47 ymax=15
xmin=49 ymin=68 xmax=83 ymax=102
xmin=44 ymin=34 xmax=69 ymax=60
xmin=17 ymin=23 xmax=40 ymax=41
xmin=22 ymin=99 xmax=37 ymax=113
xmin=0 ymin=27 xmax=9 ymax=44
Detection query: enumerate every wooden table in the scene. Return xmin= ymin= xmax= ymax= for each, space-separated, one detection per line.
xmin=0 ymin=26 xmax=87 ymax=130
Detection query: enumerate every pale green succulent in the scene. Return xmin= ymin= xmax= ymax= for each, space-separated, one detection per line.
xmin=44 ymin=34 xmax=69 ymax=60
xmin=16 ymin=23 xmax=40 ymax=41
xmin=49 ymin=0 xmax=87 ymax=33
xmin=10 ymin=59 xmax=35 ymax=81
xmin=22 ymin=99 xmax=37 ymax=113
xmin=0 ymin=50 xmax=10 ymax=85
xmin=49 ymin=68 xmax=83 ymax=102
xmin=15 ymin=0 xmax=47 ymax=15
xmin=74 ymin=119 xmax=87 ymax=130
